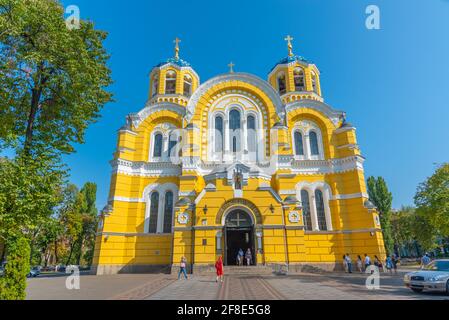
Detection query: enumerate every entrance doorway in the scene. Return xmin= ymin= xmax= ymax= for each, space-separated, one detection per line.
xmin=224 ymin=210 xmax=255 ymax=266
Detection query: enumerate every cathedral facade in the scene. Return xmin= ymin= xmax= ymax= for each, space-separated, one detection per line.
xmin=92 ymin=37 xmax=386 ymax=275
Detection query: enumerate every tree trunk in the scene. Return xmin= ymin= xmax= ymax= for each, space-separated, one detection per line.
xmin=24 ymin=87 xmax=41 ymax=154
xmin=54 ymin=239 xmax=58 ymax=263
xmin=65 ymin=241 xmax=75 ymax=265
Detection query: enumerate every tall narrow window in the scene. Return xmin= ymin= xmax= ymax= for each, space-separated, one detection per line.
xmin=277 ymin=73 xmax=286 ymax=95
xmin=152 ymin=75 xmax=159 ymax=97
xmin=294 ymin=68 xmax=305 ymax=91
xmin=168 ymin=133 xmax=177 ymax=158
xmin=301 ymin=190 xmax=312 ymax=231
xmin=247 ymin=115 xmax=256 ymax=159
xmin=148 ymin=192 xmax=159 ymax=233
xmin=229 ymin=110 xmax=241 ymax=153
xmin=165 ymin=70 xmax=176 ymax=94
xmin=183 ymin=74 xmax=192 ymax=97
xmin=214 ymin=116 xmax=224 ymax=153
xmin=311 ymin=71 xmax=318 ymax=93
xmin=163 ymin=191 xmax=174 ymax=233
xmin=294 ymin=131 xmax=304 ymax=156
xmin=309 ymin=131 xmax=319 ymax=156
xmin=153 ymin=133 xmax=163 ymax=157
xmin=315 ymin=189 xmax=327 ymax=231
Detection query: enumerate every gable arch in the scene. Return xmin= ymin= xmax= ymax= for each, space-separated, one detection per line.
xmin=186 ymin=73 xmax=284 ymax=124
xmin=215 ymin=198 xmax=263 ymax=225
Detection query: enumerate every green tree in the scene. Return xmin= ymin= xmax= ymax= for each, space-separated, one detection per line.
xmin=74 ymin=182 xmax=98 ymax=266
xmin=0 ymin=0 xmax=113 ymax=157
xmin=0 ymin=0 xmax=112 ymax=299
xmin=414 ymin=163 xmax=449 ymax=237
xmin=0 ymin=236 xmax=30 ymax=300
xmin=367 ymin=176 xmax=394 ymax=254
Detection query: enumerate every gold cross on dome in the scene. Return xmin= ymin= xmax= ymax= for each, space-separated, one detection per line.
xmin=228 ymin=61 xmax=235 ymax=73
xmin=284 ymin=35 xmax=294 ymax=57
xmin=174 ymin=37 xmax=181 ymax=59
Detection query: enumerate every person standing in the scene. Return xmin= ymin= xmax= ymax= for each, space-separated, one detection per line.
xmin=385 ymin=255 xmax=393 ymax=274
xmin=374 ymin=255 xmax=383 ymax=272
xmin=215 ymin=256 xmax=224 ymax=283
xmin=356 ymin=255 xmax=363 ymax=273
xmin=364 ymin=254 xmax=371 ymax=271
xmin=392 ymin=254 xmax=399 ymax=274
xmin=178 ymin=256 xmax=188 ymax=280
xmin=245 ymin=248 xmax=252 ymax=266
xmin=238 ymin=248 xmax=244 ymax=266
xmin=345 ymin=254 xmax=353 ymax=273
xmin=421 ymin=253 xmax=431 ymax=267
xmin=342 ymin=255 xmax=348 ymax=272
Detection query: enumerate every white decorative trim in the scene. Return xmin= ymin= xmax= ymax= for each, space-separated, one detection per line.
xmin=111 ymin=159 xmax=181 ymax=177
xmin=331 ymin=192 xmax=369 ymax=200
xmin=279 ymin=155 xmax=365 ymax=175
xmin=285 ymin=99 xmax=344 ymax=126
xmin=128 ymin=102 xmax=185 ymax=129
xmin=296 ymin=181 xmax=333 ymax=231
xmin=186 ymin=72 xmax=283 ymax=122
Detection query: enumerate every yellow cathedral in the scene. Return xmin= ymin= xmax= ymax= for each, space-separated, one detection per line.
xmin=92 ymin=37 xmax=386 ymax=275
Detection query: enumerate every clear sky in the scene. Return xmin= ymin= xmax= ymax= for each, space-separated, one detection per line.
xmin=58 ymin=0 xmax=449 ymax=210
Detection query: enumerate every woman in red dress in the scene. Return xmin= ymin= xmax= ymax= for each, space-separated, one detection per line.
xmin=215 ymin=256 xmax=224 ymax=283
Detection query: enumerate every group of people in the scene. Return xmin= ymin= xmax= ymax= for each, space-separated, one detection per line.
xmin=236 ymin=248 xmax=253 ymax=266
xmin=343 ymin=253 xmax=399 ymax=274
xmin=176 ymin=255 xmax=226 ymax=283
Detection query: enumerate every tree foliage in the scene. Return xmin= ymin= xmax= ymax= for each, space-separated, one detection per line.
xmin=414 ymin=163 xmax=449 ymax=237
xmin=367 ymin=176 xmax=394 ymax=254
xmin=0 ymin=0 xmax=113 ymax=156
xmin=0 ymin=236 xmax=30 ymax=300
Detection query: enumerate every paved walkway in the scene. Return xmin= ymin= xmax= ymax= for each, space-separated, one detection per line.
xmin=26 ymin=271 xmax=449 ymax=300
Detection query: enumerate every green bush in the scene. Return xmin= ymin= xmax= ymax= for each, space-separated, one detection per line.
xmin=0 ymin=236 xmax=31 ymax=300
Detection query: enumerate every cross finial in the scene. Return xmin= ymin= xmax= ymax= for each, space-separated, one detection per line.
xmin=174 ymin=37 xmax=181 ymax=59
xmin=228 ymin=61 xmax=235 ymax=73
xmin=284 ymin=35 xmax=294 ymax=57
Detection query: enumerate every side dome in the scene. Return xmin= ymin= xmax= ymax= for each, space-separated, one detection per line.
xmin=147 ymin=38 xmax=200 ymax=107
xmin=268 ymin=36 xmax=323 ymax=104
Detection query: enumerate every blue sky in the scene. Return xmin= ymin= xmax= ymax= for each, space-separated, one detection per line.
xmin=58 ymin=0 xmax=449 ymax=210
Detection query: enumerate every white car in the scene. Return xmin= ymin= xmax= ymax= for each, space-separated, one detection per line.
xmin=404 ymin=259 xmax=449 ymax=294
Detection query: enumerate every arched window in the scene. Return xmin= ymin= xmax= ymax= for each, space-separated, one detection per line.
xmin=311 ymin=71 xmax=318 ymax=93
xmin=148 ymin=192 xmax=159 ymax=233
xmin=183 ymin=74 xmax=192 ymax=97
xmin=229 ymin=110 xmax=241 ymax=153
xmin=301 ymin=190 xmax=312 ymax=231
xmin=153 ymin=133 xmax=163 ymax=157
xmin=214 ymin=116 xmax=224 ymax=153
xmin=168 ymin=132 xmax=177 ymax=158
xmin=309 ymin=131 xmax=319 ymax=156
xmin=315 ymin=189 xmax=327 ymax=231
xmin=165 ymin=70 xmax=176 ymax=94
xmin=163 ymin=191 xmax=174 ymax=233
xmin=247 ymin=115 xmax=256 ymax=158
xmin=152 ymin=74 xmax=158 ymax=97
xmin=294 ymin=68 xmax=305 ymax=91
xmin=277 ymin=73 xmax=286 ymax=95
xmin=294 ymin=131 xmax=304 ymax=156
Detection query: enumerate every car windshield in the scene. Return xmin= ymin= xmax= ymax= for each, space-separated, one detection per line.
xmin=423 ymin=260 xmax=449 ymax=271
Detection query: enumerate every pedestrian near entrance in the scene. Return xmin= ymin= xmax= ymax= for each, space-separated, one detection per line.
xmin=342 ymin=255 xmax=348 ymax=272
xmin=345 ymin=254 xmax=352 ymax=273
xmin=357 ymin=255 xmax=363 ymax=273
xmin=178 ymin=256 xmax=188 ymax=280
xmin=364 ymin=254 xmax=371 ymax=271
xmin=245 ymin=248 xmax=252 ymax=266
xmin=215 ymin=256 xmax=224 ymax=283
xmin=238 ymin=248 xmax=244 ymax=266
xmin=374 ymin=255 xmax=383 ymax=272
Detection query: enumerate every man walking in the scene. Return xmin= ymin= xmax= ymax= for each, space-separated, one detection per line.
xmin=345 ymin=254 xmax=353 ymax=273
xmin=364 ymin=253 xmax=371 ymax=271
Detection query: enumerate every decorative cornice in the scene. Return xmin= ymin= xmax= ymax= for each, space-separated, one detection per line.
xmin=278 ymin=155 xmax=365 ymax=175
xmin=111 ymin=158 xmax=182 ymax=177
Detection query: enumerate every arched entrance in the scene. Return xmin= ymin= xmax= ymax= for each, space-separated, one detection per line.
xmin=224 ymin=210 xmax=255 ymax=266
